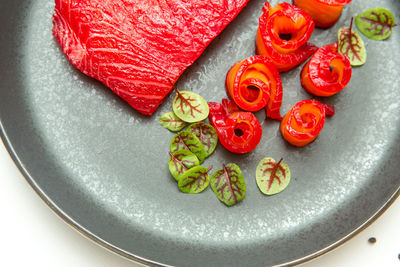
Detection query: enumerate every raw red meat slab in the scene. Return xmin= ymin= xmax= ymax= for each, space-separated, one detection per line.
xmin=52 ymin=0 xmax=249 ymax=115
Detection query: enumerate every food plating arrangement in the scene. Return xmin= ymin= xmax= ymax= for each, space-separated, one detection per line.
xmin=1 ymin=0 xmax=396 ymax=266
xmin=52 ymin=0 xmax=397 ymax=207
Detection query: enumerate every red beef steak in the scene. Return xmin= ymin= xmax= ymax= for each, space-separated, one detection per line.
xmin=52 ymin=0 xmax=249 ymax=115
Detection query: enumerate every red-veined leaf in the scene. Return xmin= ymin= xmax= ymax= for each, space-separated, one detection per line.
xmin=356 ymin=8 xmax=397 ymax=40
xmin=187 ymin=122 xmax=218 ymax=157
xmin=210 ymin=163 xmax=246 ymax=206
xmin=178 ymin=165 xmax=212 ymax=194
xmin=256 ymin=157 xmax=291 ymax=195
xmin=168 ymin=150 xmax=200 ymax=181
xmin=159 ymin=111 xmax=187 ymax=132
xmin=170 ymin=131 xmax=207 ymax=163
xmin=338 ymin=18 xmax=367 ymax=66
xmin=172 ymin=87 xmax=209 ymax=123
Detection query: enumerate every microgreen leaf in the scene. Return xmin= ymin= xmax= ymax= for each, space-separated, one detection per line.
xmin=168 ymin=150 xmax=200 ymax=181
xmin=172 ymin=89 xmax=209 ymax=123
xmin=170 ymin=131 xmax=207 ymax=163
xmin=178 ymin=165 xmax=212 ymax=194
xmin=338 ymin=18 xmax=367 ymax=66
xmin=187 ymin=122 xmax=218 ymax=157
xmin=356 ymin=8 xmax=397 ymax=41
xmin=256 ymin=157 xmax=291 ymax=195
xmin=210 ymin=163 xmax=246 ymax=206
xmin=159 ymin=111 xmax=187 ymax=132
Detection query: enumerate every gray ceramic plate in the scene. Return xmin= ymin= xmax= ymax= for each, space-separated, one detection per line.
xmin=0 ymin=0 xmax=399 ymax=266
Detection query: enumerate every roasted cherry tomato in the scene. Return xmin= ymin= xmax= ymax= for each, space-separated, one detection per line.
xmin=293 ymin=0 xmax=353 ymax=28
xmin=301 ymin=43 xmax=352 ymax=96
xmin=225 ymin=55 xmax=283 ymax=119
xmin=256 ymin=1 xmax=318 ymax=72
xmin=280 ymin=99 xmax=334 ymax=147
xmin=208 ymin=99 xmax=262 ymax=154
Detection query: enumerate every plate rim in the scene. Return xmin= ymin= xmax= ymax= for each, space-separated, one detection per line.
xmin=1 ymin=0 xmax=400 ymax=265
xmin=1 ymin=119 xmax=400 ymax=266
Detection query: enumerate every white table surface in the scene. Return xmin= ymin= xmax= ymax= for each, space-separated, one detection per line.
xmin=1 ymin=139 xmax=399 ymax=267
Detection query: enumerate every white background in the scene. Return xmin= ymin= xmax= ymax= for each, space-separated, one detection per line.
xmin=1 ymin=140 xmax=399 ymax=267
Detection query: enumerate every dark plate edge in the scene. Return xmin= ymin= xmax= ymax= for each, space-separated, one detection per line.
xmin=275 ymin=187 xmax=400 ymax=267
xmin=0 ymin=120 xmax=166 ymax=267
xmin=1 ymin=118 xmax=399 ymax=267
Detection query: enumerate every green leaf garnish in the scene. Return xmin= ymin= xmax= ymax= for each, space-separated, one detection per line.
xmin=338 ymin=18 xmax=367 ymax=66
xmin=210 ymin=163 xmax=246 ymax=206
xmin=172 ymin=86 xmax=209 ymax=123
xmin=170 ymin=131 xmax=207 ymax=163
xmin=256 ymin=157 xmax=291 ymax=195
xmin=356 ymin=8 xmax=397 ymax=41
xmin=159 ymin=111 xmax=187 ymax=132
xmin=178 ymin=165 xmax=212 ymax=194
xmin=168 ymin=150 xmax=200 ymax=181
xmin=187 ymin=122 xmax=218 ymax=157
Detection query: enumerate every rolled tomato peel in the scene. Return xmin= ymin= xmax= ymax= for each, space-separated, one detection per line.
xmin=293 ymin=0 xmax=352 ymax=28
xmin=280 ymin=99 xmax=334 ymax=147
xmin=225 ymin=55 xmax=283 ymax=120
xmin=208 ymin=99 xmax=262 ymax=154
xmin=256 ymin=1 xmax=318 ymax=72
xmin=301 ymin=43 xmax=352 ymax=96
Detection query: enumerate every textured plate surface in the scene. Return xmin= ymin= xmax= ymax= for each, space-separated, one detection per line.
xmin=0 ymin=0 xmax=399 ymax=266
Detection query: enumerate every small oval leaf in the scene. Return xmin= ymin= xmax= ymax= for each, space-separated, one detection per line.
xmin=159 ymin=111 xmax=187 ymax=132
xmin=170 ymin=131 xmax=207 ymax=163
xmin=173 ymin=91 xmax=209 ymax=123
xmin=210 ymin=163 xmax=246 ymax=206
xmin=338 ymin=26 xmax=367 ymax=66
xmin=168 ymin=150 xmax=200 ymax=181
xmin=256 ymin=157 xmax=291 ymax=195
xmin=178 ymin=165 xmax=211 ymax=194
xmin=187 ymin=122 xmax=218 ymax=157
xmin=356 ymin=8 xmax=397 ymax=41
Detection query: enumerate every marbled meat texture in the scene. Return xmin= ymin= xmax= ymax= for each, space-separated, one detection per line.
xmin=53 ymin=0 xmax=249 ymax=115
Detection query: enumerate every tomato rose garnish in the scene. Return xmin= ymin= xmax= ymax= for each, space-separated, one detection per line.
xmin=293 ymin=0 xmax=353 ymax=28
xmin=280 ymin=99 xmax=335 ymax=147
xmin=225 ymin=55 xmax=283 ymax=120
xmin=208 ymin=99 xmax=262 ymax=154
xmin=301 ymin=43 xmax=352 ymax=96
xmin=256 ymin=1 xmax=317 ymax=72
